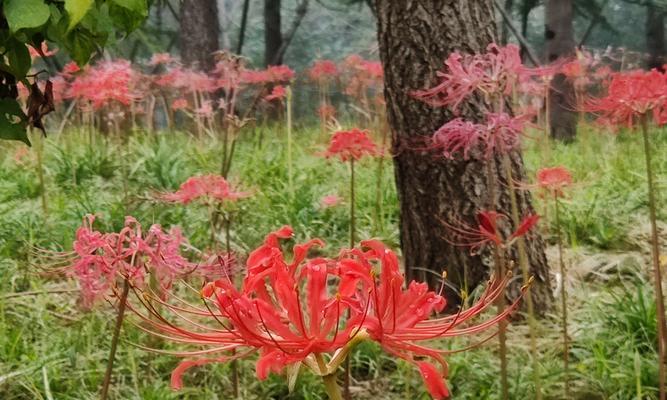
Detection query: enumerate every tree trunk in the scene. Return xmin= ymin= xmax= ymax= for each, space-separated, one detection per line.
xmin=237 ymin=0 xmax=252 ymax=55
xmin=264 ymin=0 xmax=283 ymax=66
xmin=179 ymin=0 xmax=220 ymax=71
xmin=375 ymin=0 xmax=551 ymax=313
xmin=501 ymin=0 xmax=514 ymax=45
xmin=545 ymin=0 xmax=577 ymax=141
xmin=647 ymin=4 xmax=666 ymax=70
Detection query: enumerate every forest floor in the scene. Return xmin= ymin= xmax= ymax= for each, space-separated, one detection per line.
xmin=0 ymin=125 xmax=665 ymax=399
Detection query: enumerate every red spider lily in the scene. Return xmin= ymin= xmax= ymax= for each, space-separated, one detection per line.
xmin=264 ymin=85 xmax=287 ymax=102
xmin=29 ymin=42 xmax=58 ymax=59
xmin=320 ymin=194 xmax=343 ymax=208
xmin=148 ymin=53 xmax=174 ymax=66
xmin=66 ymin=60 xmax=144 ymax=109
xmin=443 ymin=211 xmax=540 ymax=254
xmin=309 ymin=60 xmax=339 ymax=82
xmin=586 ymin=69 xmax=667 ymax=127
xmin=241 ymin=65 xmax=295 ymax=85
xmin=52 ymin=215 xmax=217 ymax=308
xmin=317 ymin=104 xmax=336 ymax=120
xmin=536 ymin=166 xmax=572 ymax=198
xmin=324 ymin=128 xmax=379 ymax=162
xmin=414 ymin=44 xmax=524 ymax=110
xmin=431 ymin=112 xmax=529 ymax=160
xmin=129 ymin=226 xmax=524 ymax=399
xmin=171 ymin=98 xmax=189 ymax=111
xmin=161 ymin=175 xmax=250 ymax=205
xmin=61 ymin=61 xmax=81 ymax=76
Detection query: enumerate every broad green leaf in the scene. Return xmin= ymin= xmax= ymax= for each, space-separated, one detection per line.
xmin=111 ymin=0 xmax=148 ymax=14
xmin=5 ymin=42 xmax=31 ymax=78
xmin=0 ymin=99 xmax=30 ymax=146
xmin=68 ymin=32 xmax=97 ymax=65
xmin=65 ymin=0 xmax=95 ymax=31
xmin=3 ymin=0 xmax=51 ymax=32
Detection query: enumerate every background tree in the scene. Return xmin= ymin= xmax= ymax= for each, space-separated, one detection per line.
xmin=545 ymin=0 xmax=577 ymax=141
xmin=645 ymin=1 xmax=666 ymax=69
xmin=374 ymin=0 xmax=552 ymax=311
xmin=179 ymin=0 xmax=220 ymax=70
xmin=264 ymin=0 xmax=310 ymax=66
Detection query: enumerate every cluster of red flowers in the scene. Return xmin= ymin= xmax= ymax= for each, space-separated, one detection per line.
xmin=586 ymin=69 xmax=667 ymax=128
xmin=536 ymin=166 xmax=573 ymax=198
xmin=132 ymin=226 xmax=523 ymax=399
xmin=161 ymin=175 xmax=249 ymax=205
xmin=324 ymin=128 xmax=380 ymax=162
xmin=61 ymin=215 xmax=210 ymax=308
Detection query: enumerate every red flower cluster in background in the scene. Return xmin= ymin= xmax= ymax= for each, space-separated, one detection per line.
xmin=161 ymin=175 xmax=249 ymax=205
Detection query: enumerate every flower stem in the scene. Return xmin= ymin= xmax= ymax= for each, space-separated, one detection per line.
xmin=343 ymin=158 xmax=356 ymax=400
xmin=486 ymin=159 xmax=509 ymax=400
xmin=554 ymin=194 xmax=569 ymax=398
xmin=315 ymin=353 xmax=343 ymax=400
xmin=640 ymin=115 xmax=667 ymax=400
xmin=100 ymin=278 xmax=130 ymax=400
xmin=34 ymin=130 xmax=48 ymax=216
xmin=286 ymin=86 xmax=294 ymax=201
xmin=501 ymin=153 xmax=542 ymax=399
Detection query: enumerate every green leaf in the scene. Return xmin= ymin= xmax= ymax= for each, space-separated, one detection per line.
xmin=65 ymin=0 xmax=95 ymax=31
xmin=67 ymin=32 xmax=97 ymax=65
xmin=5 ymin=42 xmax=31 ymax=79
xmin=0 ymin=99 xmax=30 ymax=146
xmin=111 ymin=0 xmax=148 ymax=14
xmin=3 ymin=0 xmax=51 ymax=32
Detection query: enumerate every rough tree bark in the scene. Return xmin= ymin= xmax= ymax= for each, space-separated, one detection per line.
xmin=545 ymin=0 xmax=577 ymax=141
xmin=646 ymin=4 xmax=666 ymax=70
xmin=179 ymin=0 xmax=220 ymax=71
xmin=264 ymin=0 xmax=283 ymax=66
xmin=375 ymin=0 xmax=552 ymax=312
xmin=501 ymin=0 xmax=514 ymax=45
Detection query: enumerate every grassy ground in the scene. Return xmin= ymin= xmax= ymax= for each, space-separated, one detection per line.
xmin=0 ymin=123 xmax=665 ymax=399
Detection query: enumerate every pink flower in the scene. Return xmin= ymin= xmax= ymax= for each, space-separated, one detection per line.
xmin=432 ymin=112 xmax=528 ymax=160
xmin=194 ymin=100 xmax=214 ymax=118
xmin=264 ymin=85 xmax=287 ymax=102
xmin=171 ymin=98 xmax=189 ymax=111
xmin=536 ymin=166 xmax=573 ymax=198
xmin=29 ymin=42 xmax=58 ymax=59
xmin=309 ymin=60 xmax=339 ymax=81
xmin=414 ymin=44 xmax=524 ymax=110
xmin=320 ymin=194 xmax=342 ymax=208
xmin=149 ymin=53 xmax=174 ymax=66
xmin=162 ymin=175 xmax=250 ymax=205
xmin=324 ymin=128 xmax=379 ymax=162
xmin=66 ymin=60 xmax=143 ymax=109
xmin=61 ymin=61 xmax=81 ymax=76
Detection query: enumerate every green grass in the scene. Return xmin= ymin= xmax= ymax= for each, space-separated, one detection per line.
xmin=0 ymin=122 xmax=665 ymax=399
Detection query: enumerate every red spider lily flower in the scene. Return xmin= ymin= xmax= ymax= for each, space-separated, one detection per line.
xmin=317 ymin=104 xmax=336 ymax=120
xmin=29 ymin=42 xmax=58 ymax=59
xmin=431 ymin=112 xmax=528 ymax=160
xmin=309 ymin=60 xmax=339 ymax=82
xmin=194 ymin=100 xmax=215 ymax=118
xmin=320 ymin=194 xmax=343 ymax=208
xmin=536 ymin=166 xmax=572 ymax=198
xmin=443 ymin=211 xmax=540 ymax=254
xmin=129 ymin=227 xmax=525 ymax=399
xmin=61 ymin=61 xmax=81 ymax=76
xmin=161 ymin=175 xmax=250 ymax=205
xmin=414 ymin=44 xmax=524 ymax=110
xmin=586 ymin=69 xmax=667 ymax=127
xmin=54 ymin=215 xmax=213 ymax=308
xmin=264 ymin=85 xmax=287 ymax=102
xmin=171 ymin=98 xmax=189 ymax=111
xmin=324 ymin=128 xmax=380 ymax=162
xmin=66 ymin=60 xmax=144 ymax=109
xmin=148 ymin=53 xmax=174 ymax=66
xmin=241 ymin=65 xmax=295 ymax=85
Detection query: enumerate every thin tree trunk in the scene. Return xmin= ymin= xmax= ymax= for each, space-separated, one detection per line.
xmin=647 ymin=4 xmax=666 ymax=70
xmin=545 ymin=0 xmax=577 ymax=141
xmin=179 ymin=0 xmax=220 ymax=71
xmin=264 ymin=0 xmax=283 ymax=66
xmin=237 ymin=0 xmax=251 ymax=55
xmin=375 ymin=0 xmax=552 ymax=312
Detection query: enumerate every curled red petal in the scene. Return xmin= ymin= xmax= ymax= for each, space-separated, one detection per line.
xmin=417 ymin=361 xmax=450 ymax=399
